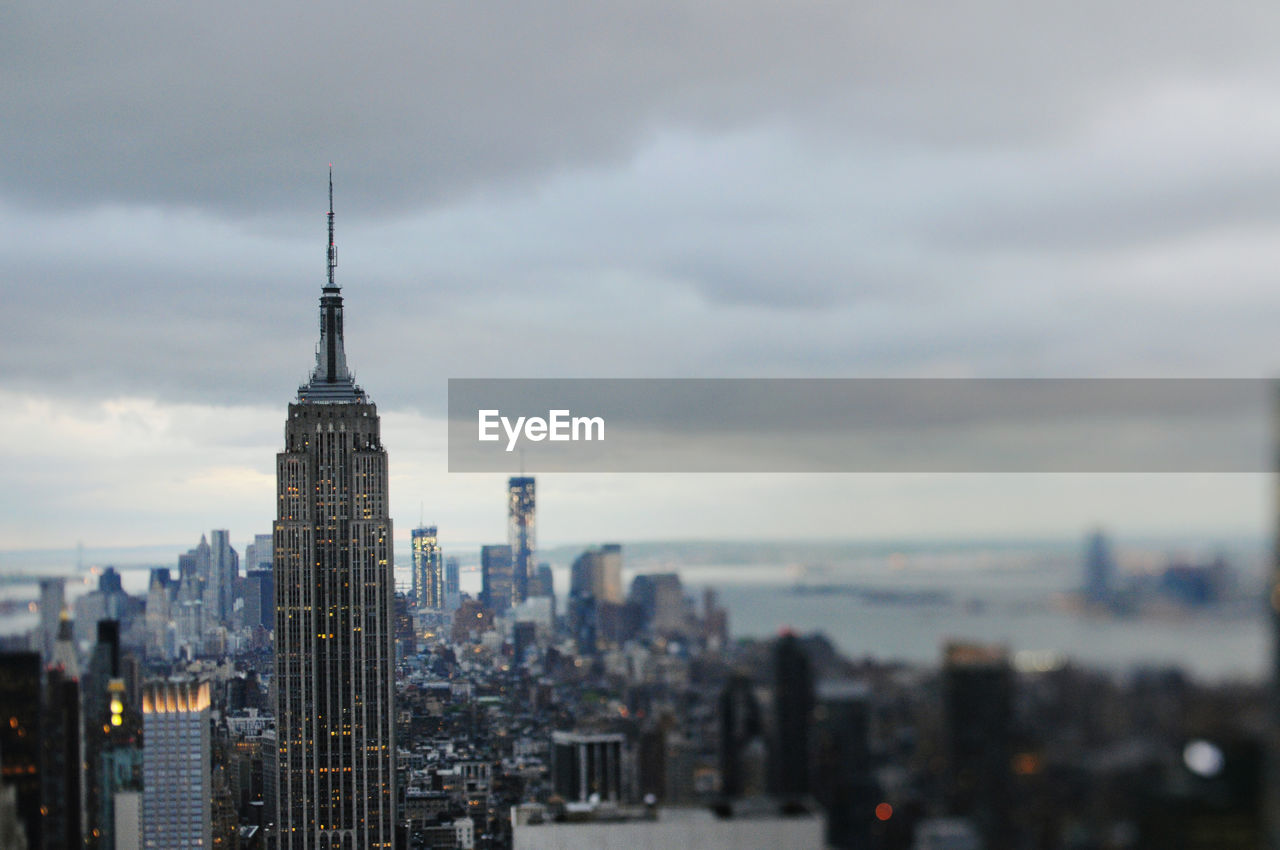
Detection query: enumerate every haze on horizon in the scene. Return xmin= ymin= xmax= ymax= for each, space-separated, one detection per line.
xmin=1 ymin=2 xmax=1277 ymax=550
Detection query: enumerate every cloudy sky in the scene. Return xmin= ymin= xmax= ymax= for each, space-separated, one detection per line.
xmin=1 ymin=1 xmax=1277 ymax=556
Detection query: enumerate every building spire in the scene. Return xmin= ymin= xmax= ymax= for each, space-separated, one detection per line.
xmin=298 ymin=167 xmax=366 ymax=404
xmin=327 ymin=163 xmax=337 ymax=289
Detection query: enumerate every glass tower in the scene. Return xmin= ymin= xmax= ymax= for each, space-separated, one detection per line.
xmin=507 ymin=476 xmax=535 ymax=605
xmin=411 ymin=525 xmax=445 ymax=610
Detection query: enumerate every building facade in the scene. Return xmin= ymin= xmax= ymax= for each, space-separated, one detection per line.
xmin=411 ymin=525 xmax=445 ymax=610
xmin=481 ymin=545 xmax=514 ymax=614
xmin=142 ymin=681 xmax=212 ymax=850
xmin=507 ymin=477 xmax=535 ymax=605
xmin=273 ymin=175 xmax=397 ymax=849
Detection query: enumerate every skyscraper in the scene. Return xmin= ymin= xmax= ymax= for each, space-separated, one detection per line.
xmin=507 ymin=476 xmax=535 ymax=604
xmin=142 ymin=681 xmax=211 ymax=850
xmin=1083 ymin=529 xmax=1115 ymax=605
xmin=0 ymin=652 xmax=42 ymax=849
xmin=771 ymin=631 xmax=814 ymax=801
xmin=44 ymin=616 xmax=83 ymax=848
xmin=411 ymin=525 xmax=445 ymax=610
xmin=943 ymin=641 xmax=1013 ymax=850
xmin=206 ymin=529 xmax=238 ymax=626
xmin=445 ymin=557 xmax=461 ymax=611
xmin=481 ymin=544 xmax=514 ymax=614
xmin=36 ymin=578 xmax=65 ymax=664
xmin=273 ymin=173 xmax=396 ymax=850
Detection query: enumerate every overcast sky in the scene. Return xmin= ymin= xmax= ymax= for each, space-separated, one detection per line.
xmin=1 ymin=1 xmax=1277 ymax=556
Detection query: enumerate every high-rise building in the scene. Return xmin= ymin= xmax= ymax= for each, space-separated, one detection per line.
xmin=814 ymin=680 xmax=877 ymax=849
xmin=942 ymin=641 xmax=1013 ymax=850
xmin=44 ymin=616 xmax=83 ymax=848
xmin=411 ymin=525 xmax=445 ymax=610
xmin=569 ymin=545 xmax=624 ymax=652
xmin=1083 ymin=529 xmax=1114 ymax=605
xmin=507 ymin=477 xmax=535 ymax=605
xmin=771 ymin=631 xmax=814 ymax=800
xmin=36 ymin=578 xmax=65 ymax=664
xmin=206 ymin=529 xmax=238 ymax=626
xmin=481 ymin=545 xmax=514 ymax=614
xmin=445 ymin=557 xmax=461 ymax=611
xmin=142 ymin=681 xmax=212 ymax=850
xmin=570 ymin=544 xmax=623 ymax=604
xmin=0 ymin=652 xmax=43 ymax=849
xmin=243 ymin=568 xmax=274 ymax=632
xmin=273 ymin=174 xmax=397 ymax=850
xmin=145 ymin=568 xmax=174 ymax=661
xmin=245 ymin=532 xmax=274 ymax=573
xmin=719 ymin=674 xmax=765 ymax=800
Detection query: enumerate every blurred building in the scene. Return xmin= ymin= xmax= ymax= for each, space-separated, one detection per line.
xmin=943 ymin=642 xmax=1013 ymax=850
xmin=508 ymin=476 xmax=536 ymax=605
xmin=481 ymin=544 xmax=515 ymax=614
xmin=814 ymin=680 xmax=878 ymax=849
xmin=36 ymin=578 xmax=65 ymax=665
xmin=772 ymin=632 xmax=815 ymax=801
xmin=719 ymin=673 xmax=765 ymax=800
xmin=412 ymin=525 xmax=446 ymax=610
xmin=445 ymin=556 xmax=461 ymax=611
xmin=0 ymin=652 xmax=43 ymax=849
xmin=551 ymin=732 xmax=626 ymax=804
xmin=43 ymin=616 xmax=83 ymax=848
xmin=511 ymin=803 xmax=822 ymax=849
xmin=1083 ymin=529 xmax=1114 ymax=605
xmin=206 ymin=529 xmax=239 ymax=626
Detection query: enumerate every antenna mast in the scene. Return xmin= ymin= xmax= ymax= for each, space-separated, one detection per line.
xmin=327 ymin=164 xmax=337 ymax=288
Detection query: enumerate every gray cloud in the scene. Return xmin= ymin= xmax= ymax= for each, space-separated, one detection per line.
xmin=4 ymin=1 xmax=1279 ymax=214
xmin=3 ymin=0 xmax=1280 ymax=547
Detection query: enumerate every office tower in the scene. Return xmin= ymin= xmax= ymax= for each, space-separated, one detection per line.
xmin=243 ymin=568 xmax=274 ymax=632
xmin=630 ymin=573 xmax=685 ymax=635
xmin=273 ymin=174 xmax=397 ymax=850
xmin=551 ymin=732 xmax=626 ymax=803
xmin=481 ymin=545 xmax=514 ymax=614
xmin=0 ymin=652 xmax=42 ymax=849
xmin=943 ymin=642 xmax=1013 ymax=850
xmin=445 ymin=557 xmax=461 ymax=611
xmin=1083 ymin=529 xmax=1114 ymax=605
xmin=569 ymin=544 xmax=623 ymax=604
xmin=174 ymin=571 xmax=204 ymax=658
xmin=206 ymin=529 xmax=238 ymax=625
xmin=531 ymin=562 xmax=554 ymax=599
xmin=145 ymin=568 xmax=174 ymax=661
xmin=411 ymin=525 xmax=445 ymax=610
xmin=143 ymin=681 xmax=212 ymax=850
xmin=513 ymin=620 xmax=537 ymax=668
xmin=84 ymin=620 xmax=124 ymax=849
xmin=719 ymin=674 xmax=765 ymax=800
xmin=507 ymin=476 xmax=536 ymax=605
xmin=771 ymin=631 xmax=814 ymax=800
xmin=36 ymin=578 xmax=65 ymax=664
xmin=43 ymin=616 xmax=83 ymax=848
xmin=814 ymin=680 xmax=877 ymax=849
xmin=569 ymin=545 xmax=624 ymax=652
xmin=245 ymin=532 xmax=274 ymax=573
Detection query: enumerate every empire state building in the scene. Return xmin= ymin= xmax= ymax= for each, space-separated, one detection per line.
xmin=274 ymin=174 xmax=396 ymax=850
